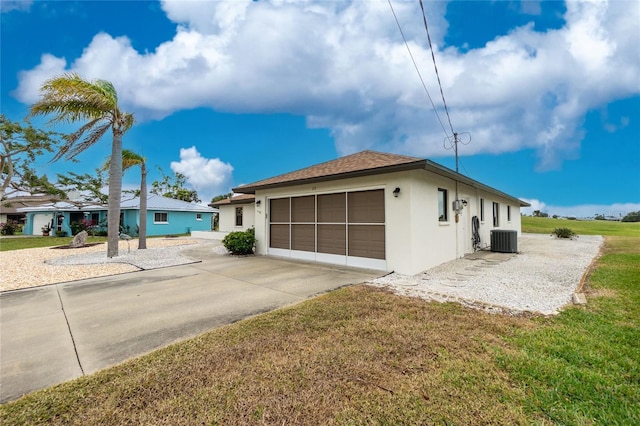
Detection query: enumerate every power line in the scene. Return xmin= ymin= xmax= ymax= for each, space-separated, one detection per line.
xmin=387 ymin=0 xmax=450 ymax=138
xmin=418 ymin=0 xmax=455 ymax=136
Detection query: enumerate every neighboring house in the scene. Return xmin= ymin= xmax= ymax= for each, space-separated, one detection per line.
xmin=232 ymin=150 xmax=529 ymax=275
xmin=210 ymin=193 xmax=256 ymax=232
xmin=19 ymin=194 xmax=217 ymax=237
xmin=0 ymin=195 xmax=61 ymax=227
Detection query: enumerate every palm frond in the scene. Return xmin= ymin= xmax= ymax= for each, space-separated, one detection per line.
xmin=30 ymin=74 xmax=119 ymax=124
xmin=64 ymin=122 xmax=111 ymax=159
xmin=50 ymin=117 xmax=103 ymax=162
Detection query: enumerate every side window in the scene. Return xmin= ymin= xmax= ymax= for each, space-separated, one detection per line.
xmin=196 ymin=213 xmax=202 ymax=221
xmin=235 ymin=207 xmax=243 ymax=227
xmin=492 ymin=202 xmax=499 ymax=227
xmin=438 ymin=188 xmax=448 ymax=222
xmin=154 ymin=212 xmax=168 ymax=223
xmin=480 ymin=198 xmax=484 ymax=222
xmin=507 ymin=205 xmax=511 ymax=222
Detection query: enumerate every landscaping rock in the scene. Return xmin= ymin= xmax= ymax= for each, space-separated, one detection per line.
xmin=69 ymin=230 xmax=89 ymax=248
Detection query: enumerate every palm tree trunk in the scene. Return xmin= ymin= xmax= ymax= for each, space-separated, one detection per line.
xmin=138 ymin=163 xmax=147 ymax=249
xmin=106 ymin=130 xmax=123 ymax=257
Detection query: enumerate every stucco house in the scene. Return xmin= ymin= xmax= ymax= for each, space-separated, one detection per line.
xmin=19 ymin=194 xmax=217 ymax=237
xmin=230 ymin=150 xmax=529 ymax=275
xmin=210 ymin=193 xmax=256 ymax=232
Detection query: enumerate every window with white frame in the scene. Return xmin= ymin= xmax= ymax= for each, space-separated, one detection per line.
xmin=235 ymin=207 xmax=243 ymax=227
xmin=196 ymin=213 xmax=202 ymax=221
xmin=438 ymin=188 xmax=448 ymax=222
xmin=492 ymin=202 xmax=499 ymax=227
xmin=507 ymin=205 xmax=511 ymax=222
xmin=154 ymin=212 xmax=168 ymax=224
xmin=480 ymin=198 xmax=485 ymax=222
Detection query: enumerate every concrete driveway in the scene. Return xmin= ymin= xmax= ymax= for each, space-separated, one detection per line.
xmin=0 ymin=252 xmax=380 ymax=403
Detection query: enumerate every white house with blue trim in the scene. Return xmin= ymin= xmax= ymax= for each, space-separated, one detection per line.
xmin=19 ymin=194 xmax=217 ymax=237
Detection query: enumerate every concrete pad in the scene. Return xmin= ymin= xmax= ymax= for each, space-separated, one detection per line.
xmin=1 ymin=254 xmax=380 ymax=403
xmin=1 ymin=287 xmax=82 ymax=403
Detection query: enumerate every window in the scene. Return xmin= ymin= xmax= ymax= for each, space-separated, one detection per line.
xmin=480 ymin=198 xmax=485 ymax=222
xmin=196 ymin=213 xmax=202 ymax=221
xmin=492 ymin=202 xmax=499 ymax=227
xmin=154 ymin=212 xmax=168 ymax=223
xmin=438 ymin=188 xmax=448 ymax=222
xmin=235 ymin=207 xmax=243 ymax=227
xmin=507 ymin=205 xmax=511 ymax=222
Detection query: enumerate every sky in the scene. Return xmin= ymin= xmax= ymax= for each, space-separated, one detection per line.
xmin=1 ymin=0 xmax=639 ymax=218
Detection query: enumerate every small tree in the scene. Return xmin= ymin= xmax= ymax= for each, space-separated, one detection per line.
xmin=151 ymin=168 xmax=200 ymax=203
xmin=1 ymin=115 xmax=63 ymax=200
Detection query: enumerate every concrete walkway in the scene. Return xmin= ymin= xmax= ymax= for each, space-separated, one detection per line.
xmin=0 ymin=253 xmax=380 ymax=403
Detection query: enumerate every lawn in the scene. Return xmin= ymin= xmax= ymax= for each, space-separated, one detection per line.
xmin=1 ymin=219 xmax=638 ymax=424
xmin=0 ymin=236 xmax=108 ymax=251
xmin=522 ymin=215 xmax=640 ymax=237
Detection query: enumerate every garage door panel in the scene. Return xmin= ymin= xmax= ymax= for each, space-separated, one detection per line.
xmin=348 ymin=189 xmax=385 ymax=223
xmin=348 ymin=225 xmax=385 ymax=259
xmin=291 ymin=196 xmax=315 ymax=222
xmin=270 ymin=198 xmax=290 ymax=223
xmin=291 ymin=224 xmax=315 ymax=252
xmin=270 ymin=224 xmax=290 ymax=249
xmin=317 ymin=224 xmax=346 ymax=255
xmin=317 ymin=193 xmax=346 ymax=223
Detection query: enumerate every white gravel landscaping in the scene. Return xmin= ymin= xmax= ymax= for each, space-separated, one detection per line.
xmin=1 ymin=238 xmax=221 ymax=292
xmin=367 ymin=233 xmax=603 ymax=315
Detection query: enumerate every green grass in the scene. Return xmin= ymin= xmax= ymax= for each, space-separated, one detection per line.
xmin=1 ymin=218 xmax=638 ymax=424
xmin=0 ymin=234 xmax=189 ymax=252
xmin=497 ymin=235 xmax=640 ymax=424
xmin=522 ymin=215 xmax=640 ymax=237
xmin=0 ymin=236 xmax=108 ymax=251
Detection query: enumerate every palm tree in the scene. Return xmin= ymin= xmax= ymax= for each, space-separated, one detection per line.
xmin=105 ymin=149 xmax=147 ymax=249
xmin=30 ymin=73 xmax=134 ymax=257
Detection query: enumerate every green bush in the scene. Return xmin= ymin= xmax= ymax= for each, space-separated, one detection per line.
xmin=0 ymin=220 xmax=20 ymax=235
xmin=222 ymin=228 xmax=256 ymax=255
xmin=552 ymin=227 xmax=575 ymax=239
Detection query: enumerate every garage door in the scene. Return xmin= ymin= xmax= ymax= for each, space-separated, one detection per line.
xmin=32 ymin=213 xmax=53 ymax=236
xmin=268 ymin=189 xmax=386 ymax=270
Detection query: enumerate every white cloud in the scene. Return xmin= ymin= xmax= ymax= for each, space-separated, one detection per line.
xmin=169 ymin=146 xmax=233 ymax=203
xmin=12 ymin=0 xmax=640 ymax=170
xmin=521 ymin=199 xmax=640 ymax=219
xmin=1 ymin=0 xmax=32 ymax=13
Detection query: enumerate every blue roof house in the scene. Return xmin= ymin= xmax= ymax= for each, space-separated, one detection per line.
xmin=19 ymin=194 xmax=217 ymax=237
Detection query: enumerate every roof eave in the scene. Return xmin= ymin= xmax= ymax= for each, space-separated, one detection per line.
xmin=423 ymin=160 xmax=530 ymax=207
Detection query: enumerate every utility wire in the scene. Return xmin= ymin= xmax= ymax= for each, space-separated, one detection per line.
xmin=387 ymin=0 xmax=450 ymax=138
xmin=419 ymin=0 xmax=455 ymax=136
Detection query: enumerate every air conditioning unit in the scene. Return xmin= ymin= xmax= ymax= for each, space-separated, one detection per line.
xmin=490 ymin=230 xmax=518 ymax=253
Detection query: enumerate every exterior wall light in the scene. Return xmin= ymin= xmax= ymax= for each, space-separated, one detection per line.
xmin=393 ymin=187 xmax=401 ymax=197
xmin=256 ymin=199 xmax=261 ymax=206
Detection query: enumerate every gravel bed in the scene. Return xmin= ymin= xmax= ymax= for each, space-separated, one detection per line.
xmin=1 ymin=238 xmax=220 ymax=292
xmin=367 ymin=233 xmax=603 ymax=315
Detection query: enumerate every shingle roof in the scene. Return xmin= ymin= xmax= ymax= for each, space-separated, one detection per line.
xmin=233 ymin=150 xmax=425 ymax=193
xmin=209 ymin=193 xmax=255 ymax=207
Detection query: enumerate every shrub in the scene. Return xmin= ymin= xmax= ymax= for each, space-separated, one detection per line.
xmin=222 ymin=228 xmax=256 ymax=255
xmin=0 ymin=220 xmax=20 ymax=235
xmin=552 ymin=227 xmax=575 ymax=239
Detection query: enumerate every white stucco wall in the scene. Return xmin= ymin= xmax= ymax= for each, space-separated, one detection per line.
xmin=218 ymin=203 xmax=256 ymax=232
xmin=252 ymin=169 xmax=523 ymax=275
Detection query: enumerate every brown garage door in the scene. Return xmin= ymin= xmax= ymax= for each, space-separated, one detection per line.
xmin=268 ymin=189 xmax=385 ymax=261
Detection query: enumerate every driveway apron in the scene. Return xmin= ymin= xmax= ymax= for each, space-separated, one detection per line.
xmin=1 ymin=255 xmax=380 ymax=403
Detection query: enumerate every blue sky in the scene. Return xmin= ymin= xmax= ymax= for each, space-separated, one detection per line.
xmin=1 ymin=0 xmax=639 ymax=218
